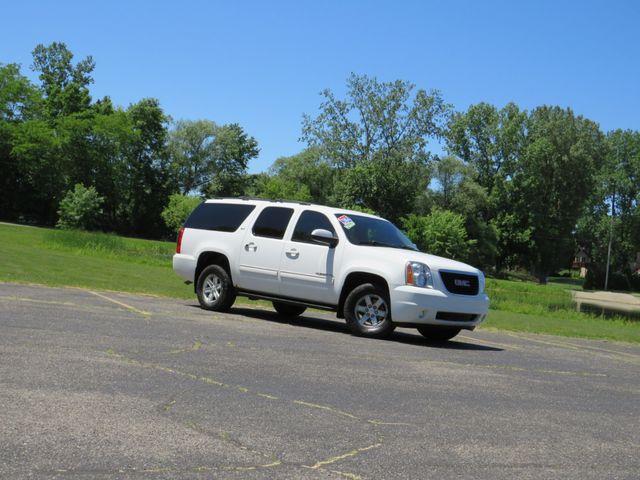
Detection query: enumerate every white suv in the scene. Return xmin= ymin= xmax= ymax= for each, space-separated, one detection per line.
xmin=173 ymin=198 xmax=489 ymax=341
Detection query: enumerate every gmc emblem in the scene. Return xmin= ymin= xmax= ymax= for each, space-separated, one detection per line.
xmin=454 ymin=279 xmax=471 ymax=287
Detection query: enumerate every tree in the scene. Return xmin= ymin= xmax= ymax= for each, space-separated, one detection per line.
xmin=266 ymin=147 xmax=334 ymax=203
xmin=415 ymin=156 xmax=497 ymax=268
xmin=447 ymin=102 xmax=527 ymax=195
xmin=331 ymin=152 xmax=430 ymax=218
xmin=576 ymin=129 xmax=640 ymax=274
xmin=168 ymin=119 xmax=218 ymax=194
xmin=168 ymin=121 xmax=259 ymax=197
xmin=121 ymin=98 xmax=172 ymax=237
xmin=84 ymin=109 xmax=137 ymax=232
xmin=204 ymin=123 xmax=259 ymax=197
xmin=31 ymin=42 xmax=95 ymax=117
xmin=445 ymin=103 xmax=528 ymax=270
xmin=402 ymin=210 xmax=475 ymax=262
xmin=9 ymin=119 xmax=66 ymax=224
xmin=427 ymin=155 xmax=473 ymax=210
xmin=255 ymin=175 xmax=313 ymax=202
xmin=0 ymin=63 xmax=43 ymax=220
xmin=161 ymin=193 xmax=202 ymax=233
xmin=56 ymin=183 xmax=104 ymax=230
xmin=514 ymin=106 xmax=605 ymax=281
xmin=0 ymin=63 xmax=42 ymax=122
xmin=301 ymin=73 xmax=449 ymax=217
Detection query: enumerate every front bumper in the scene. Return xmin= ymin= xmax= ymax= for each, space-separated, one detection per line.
xmin=391 ymin=285 xmax=489 ymax=327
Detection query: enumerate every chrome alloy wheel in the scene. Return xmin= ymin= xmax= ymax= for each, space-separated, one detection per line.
xmin=354 ymin=294 xmax=389 ymax=327
xmin=203 ymin=273 xmax=223 ymax=304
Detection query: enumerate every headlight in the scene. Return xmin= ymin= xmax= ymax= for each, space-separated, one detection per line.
xmin=405 ymin=262 xmax=433 ymax=288
xmin=478 ymin=271 xmax=485 ymax=294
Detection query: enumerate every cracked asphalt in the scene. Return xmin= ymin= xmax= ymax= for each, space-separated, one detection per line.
xmin=0 ymin=282 xmax=638 ymax=479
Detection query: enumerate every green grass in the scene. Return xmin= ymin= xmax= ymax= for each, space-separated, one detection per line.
xmin=484 ymin=310 xmax=640 ymax=343
xmin=0 ymin=223 xmax=638 ymax=343
xmin=487 ymin=278 xmax=578 ymax=318
xmin=0 ymin=224 xmax=193 ymax=298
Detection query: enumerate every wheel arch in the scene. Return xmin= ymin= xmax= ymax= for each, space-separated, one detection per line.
xmin=195 ymin=251 xmax=232 ymax=292
xmin=337 ymin=272 xmax=390 ymax=318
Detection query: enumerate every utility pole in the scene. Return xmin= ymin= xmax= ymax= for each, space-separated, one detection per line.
xmin=604 ymin=195 xmax=614 ymax=290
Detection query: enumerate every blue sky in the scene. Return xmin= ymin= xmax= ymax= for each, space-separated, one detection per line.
xmin=2 ymin=0 xmax=639 ymax=172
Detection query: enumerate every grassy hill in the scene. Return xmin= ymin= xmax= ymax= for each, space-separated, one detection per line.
xmin=1 ymin=223 xmax=637 ymax=343
xmin=0 ymin=224 xmax=192 ymax=298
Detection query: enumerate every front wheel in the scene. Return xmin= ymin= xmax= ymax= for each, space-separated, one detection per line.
xmin=196 ymin=265 xmax=236 ymax=312
xmin=417 ymin=325 xmax=461 ymax=342
xmin=273 ymin=301 xmax=306 ymax=318
xmin=344 ymin=283 xmax=395 ymax=338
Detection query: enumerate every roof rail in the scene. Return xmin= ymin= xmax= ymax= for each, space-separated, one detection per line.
xmin=211 ymin=196 xmax=314 ymax=206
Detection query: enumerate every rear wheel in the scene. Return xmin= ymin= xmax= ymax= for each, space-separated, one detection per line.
xmin=272 ymin=301 xmax=306 ymax=318
xmin=417 ymin=325 xmax=461 ymax=342
xmin=344 ymin=283 xmax=395 ymax=338
xmin=196 ymin=265 xmax=236 ymax=312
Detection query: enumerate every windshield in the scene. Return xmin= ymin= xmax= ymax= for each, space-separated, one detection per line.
xmin=335 ymin=213 xmax=418 ymax=250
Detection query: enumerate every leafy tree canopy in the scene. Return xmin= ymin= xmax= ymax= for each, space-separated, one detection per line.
xmin=31 ymin=42 xmax=95 ymax=117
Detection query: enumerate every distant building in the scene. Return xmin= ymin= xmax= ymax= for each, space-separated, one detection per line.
xmin=630 ymin=252 xmax=640 ymax=274
xmin=572 ymin=247 xmax=591 ymax=278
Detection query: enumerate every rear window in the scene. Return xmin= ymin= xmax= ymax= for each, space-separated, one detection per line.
xmin=184 ymin=203 xmax=255 ymax=232
xmin=252 ymin=207 xmax=294 ymax=239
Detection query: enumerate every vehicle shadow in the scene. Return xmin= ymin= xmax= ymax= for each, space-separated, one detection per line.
xmin=227 ymin=306 xmax=503 ymax=352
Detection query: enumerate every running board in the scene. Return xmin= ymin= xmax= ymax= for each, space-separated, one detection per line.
xmin=236 ymin=290 xmax=336 ymax=312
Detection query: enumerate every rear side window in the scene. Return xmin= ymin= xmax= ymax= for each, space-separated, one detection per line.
xmin=292 ymin=210 xmax=336 ymax=244
xmin=252 ymin=207 xmax=294 ymax=239
xmin=184 ymin=203 xmax=255 ymax=232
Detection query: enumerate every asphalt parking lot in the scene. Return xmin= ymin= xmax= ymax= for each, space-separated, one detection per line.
xmin=1 ymin=283 xmax=638 ymax=479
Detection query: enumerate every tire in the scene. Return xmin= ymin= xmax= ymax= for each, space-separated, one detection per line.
xmin=272 ymin=301 xmax=306 ymax=318
xmin=344 ymin=283 xmax=395 ymax=338
xmin=417 ymin=325 xmax=461 ymax=342
xmin=196 ymin=265 xmax=236 ymax=312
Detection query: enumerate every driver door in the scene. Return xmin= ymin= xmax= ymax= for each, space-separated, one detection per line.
xmin=279 ymin=210 xmax=340 ymax=305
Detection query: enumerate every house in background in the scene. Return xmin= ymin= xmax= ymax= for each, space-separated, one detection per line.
xmin=572 ymin=247 xmax=591 ymax=278
xmin=630 ymin=252 xmax=640 ymax=274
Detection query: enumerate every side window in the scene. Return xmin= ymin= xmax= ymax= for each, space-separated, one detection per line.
xmin=292 ymin=210 xmax=336 ymax=244
xmin=184 ymin=203 xmax=255 ymax=232
xmin=252 ymin=207 xmax=294 ymax=239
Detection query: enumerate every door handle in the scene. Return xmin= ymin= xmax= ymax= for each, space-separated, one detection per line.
xmin=244 ymin=242 xmax=257 ymax=252
xmin=285 ymin=248 xmax=299 ymax=258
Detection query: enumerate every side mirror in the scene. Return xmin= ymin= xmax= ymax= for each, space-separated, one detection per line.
xmin=311 ymin=228 xmax=339 ymax=248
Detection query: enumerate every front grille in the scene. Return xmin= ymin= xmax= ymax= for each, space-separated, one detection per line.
xmin=436 ymin=312 xmax=478 ymax=322
xmin=439 ymin=271 xmax=479 ymax=295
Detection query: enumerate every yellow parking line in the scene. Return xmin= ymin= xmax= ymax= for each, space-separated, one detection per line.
xmin=0 ymin=295 xmax=76 ymax=307
xmin=89 ymin=291 xmax=151 ymax=318
xmin=555 ymin=340 xmax=640 ymax=360
xmin=307 ymin=439 xmax=384 ymax=469
xmin=293 ymin=400 xmax=360 ymax=420
xmin=168 ymin=340 xmax=203 ymax=354
xmin=503 ymin=332 xmax=640 ymax=365
xmin=458 ymin=334 xmax=523 ymax=351
xmin=425 ymin=359 xmax=607 ymax=377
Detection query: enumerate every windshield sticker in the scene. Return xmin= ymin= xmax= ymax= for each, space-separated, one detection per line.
xmin=337 ymin=215 xmax=356 ymax=229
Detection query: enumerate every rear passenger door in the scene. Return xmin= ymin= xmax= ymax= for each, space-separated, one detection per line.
xmin=237 ymin=206 xmax=294 ymax=295
xmin=279 ymin=210 xmax=339 ymax=305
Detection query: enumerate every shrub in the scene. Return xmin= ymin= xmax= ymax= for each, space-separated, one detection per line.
xmin=56 ymin=184 xmax=104 ymax=230
xmin=161 ymin=194 xmax=202 ymax=233
xmin=583 ymin=268 xmax=631 ymax=291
